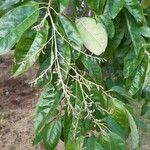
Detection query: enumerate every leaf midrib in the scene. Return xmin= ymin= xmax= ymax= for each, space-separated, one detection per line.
xmin=78 ymin=20 xmax=103 ymax=50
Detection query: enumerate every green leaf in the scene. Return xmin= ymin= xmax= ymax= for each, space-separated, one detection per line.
xmin=125 ymin=0 xmax=146 ymax=24
xmin=76 ymin=17 xmax=108 ymax=55
xmin=125 ymin=11 xmax=145 ymax=53
xmin=126 ymin=110 xmax=139 ymax=149
xmin=65 ymin=136 xmax=84 ymax=150
xmin=43 ymin=119 xmax=62 ymax=150
xmin=127 ymin=55 xmax=148 ymax=96
xmin=139 ymin=26 xmax=150 ymax=38
xmin=33 ymin=85 xmax=62 ymax=145
xmin=36 ymin=52 xmax=54 ymax=88
xmin=110 ymin=86 xmax=134 ymax=101
xmin=109 ymin=99 xmax=129 ymax=132
xmin=13 ymin=21 xmax=49 ymax=76
xmin=110 ymin=14 xmax=126 ymax=50
xmin=86 ymin=136 xmax=104 ymax=150
xmin=64 ymin=82 xmax=83 ymax=148
xmin=98 ymin=131 xmax=127 ymax=150
xmin=0 ymin=0 xmax=20 ymax=12
xmin=0 ymin=1 xmax=39 ymax=55
xmin=104 ymin=116 xmax=128 ymax=138
xmin=104 ymin=0 xmax=125 ymax=18
xmin=81 ymin=55 xmax=102 ymax=84
xmin=87 ymin=0 xmax=106 ymax=15
xmin=56 ymin=34 xmax=71 ymax=79
xmin=99 ymin=15 xmax=115 ymax=39
xmin=124 ymin=11 xmax=146 ymax=78
xmin=59 ymin=15 xmax=82 ymax=50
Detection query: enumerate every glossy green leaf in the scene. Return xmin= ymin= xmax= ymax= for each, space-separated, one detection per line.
xmin=56 ymin=35 xmax=71 ymax=79
xmin=110 ymin=14 xmax=126 ymax=50
xmin=109 ymin=99 xmax=129 ymax=131
xmin=81 ymin=55 xmax=102 ymax=84
xmin=33 ymin=85 xmax=62 ymax=145
xmin=139 ymin=26 xmax=150 ymax=38
xmin=59 ymin=15 xmax=82 ymax=50
xmin=13 ymin=21 xmax=49 ymax=76
xmin=65 ymin=136 xmax=84 ymax=150
xmin=0 ymin=1 xmax=39 ymax=55
xmin=104 ymin=116 xmax=128 ymax=138
xmin=127 ymin=55 xmax=148 ymax=96
xmin=90 ymin=88 xmax=107 ymax=109
xmin=87 ymin=0 xmax=106 ymax=15
xmin=98 ymin=131 xmax=127 ymax=150
xmin=76 ymin=17 xmax=108 ymax=55
xmin=36 ymin=52 xmax=54 ymax=88
xmin=0 ymin=0 xmax=20 ymax=12
xmin=104 ymin=0 xmax=125 ymax=18
xmin=64 ymin=82 xmax=83 ymax=148
xmin=43 ymin=119 xmax=62 ymax=150
xmin=110 ymin=86 xmax=134 ymax=101
xmin=125 ymin=0 xmax=146 ymax=24
xmin=124 ymin=11 xmax=146 ymax=78
xmin=86 ymin=136 xmax=104 ymax=150
xmin=99 ymin=15 xmax=115 ymax=39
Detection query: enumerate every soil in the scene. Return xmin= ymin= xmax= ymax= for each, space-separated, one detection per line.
xmin=0 ymin=55 xmax=64 ymax=150
xmin=0 ymin=55 xmax=149 ymax=150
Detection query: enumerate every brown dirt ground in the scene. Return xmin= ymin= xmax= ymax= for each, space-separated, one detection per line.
xmin=0 ymin=55 xmax=64 ymax=150
xmin=0 ymin=55 xmax=149 ymax=150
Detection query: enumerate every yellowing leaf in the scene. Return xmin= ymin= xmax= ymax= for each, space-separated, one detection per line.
xmin=76 ymin=17 xmax=108 ymax=55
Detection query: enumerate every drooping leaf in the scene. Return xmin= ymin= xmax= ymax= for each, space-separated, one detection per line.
xmin=99 ymin=15 xmax=115 ymax=39
xmin=65 ymin=136 xmax=84 ymax=150
xmin=33 ymin=85 xmax=62 ymax=145
xmin=110 ymin=86 xmax=134 ymax=101
xmin=76 ymin=17 xmax=108 ymax=55
xmin=110 ymin=14 xmax=126 ymax=50
xmin=124 ymin=11 xmax=146 ymax=78
xmin=98 ymin=131 xmax=127 ymax=150
xmin=104 ymin=0 xmax=125 ymax=18
xmin=36 ymin=51 xmax=54 ymax=88
xmin=43 ymin=119 xmax=62 ymax=150
xmin=127 ymin=55 xmax=148 ymax=96
xmin=104 ymin=116 xmax=128 ymax=138
xmin=81 ymin=55 xmax=102 ymax=84
xmin=0 ymin=1 xmax=39 ymax=55
xmin=59 ymin=15 xmax=82 ymax=50
xmin=109 ymin=99 xmax=129 ymax=133
xmin=0 ymin=0 xmax=20 ymax=13
xmin=56 ymin=34 xmax=71 ymax=79
xmin=64 ymin=81 xmax=83 ymax=148
xmin=139 ymin=26 xmax=150 ymax=38
xmin=125 ymin=0 xmax=146 ymax=24
xmin=87 ymin=0 xmax=106 ymax=15
xmin=13 ymin=20 xmax=49 ymax=76
xmin=86 ymin=136 xmax=104 ymax=150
